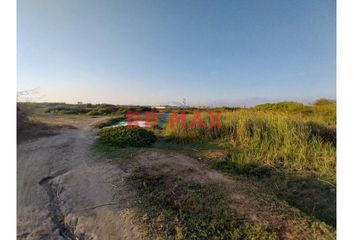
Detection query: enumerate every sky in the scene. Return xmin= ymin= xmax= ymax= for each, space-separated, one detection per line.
xmin=17 ymin=0 xmax=336 ymax=106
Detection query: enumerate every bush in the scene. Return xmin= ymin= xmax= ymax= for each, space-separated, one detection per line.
xmin=255 ymin=101 xmax=308 ymax=112
xmin=45 ymin=106 xmax=91 ymax=114
xmin=98 ymin=126 xmax=157 ymax=147
xmin=87 ymin=105 xmax=119 ymax=115
xmin=313 ymin=98 xmax=335 ymax=106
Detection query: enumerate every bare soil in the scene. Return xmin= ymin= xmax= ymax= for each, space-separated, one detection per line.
xmin=17 ymin=116 xmax=335 ymax=239
xmin=17 ymin=116 xmax=143 ymax=239
xmin=135 ymin=150 xmax=335 ymax=240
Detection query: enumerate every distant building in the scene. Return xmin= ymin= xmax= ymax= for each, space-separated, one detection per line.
xmin=153 ymin=105 xmax=180 ymax=109
xmin=154 ymin=105 xmax=168 ymax=109
xmin=77 ymin=101 xmax=83 ymax=105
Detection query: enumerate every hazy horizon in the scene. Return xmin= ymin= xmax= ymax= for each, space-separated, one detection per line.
xmin=18 ymin=90 xmax=334 ymax=107
xmin=18 ymin=0 xmax=336 ymax=105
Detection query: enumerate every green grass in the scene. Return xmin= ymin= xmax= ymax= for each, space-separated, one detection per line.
xmin=98 ymin=126 xmax=157 ymax=147
xmin=162 ymin=109 xmax=336 ymax=182
xmin=128 ymin=168 xmax=278 ymax=240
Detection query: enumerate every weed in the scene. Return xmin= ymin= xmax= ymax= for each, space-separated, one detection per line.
xmin=128 ymin=168 xmax=278 ymax=240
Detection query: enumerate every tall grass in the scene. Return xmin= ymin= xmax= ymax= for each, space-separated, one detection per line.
xmin=163 ymin=109 xmax=336 ymax=182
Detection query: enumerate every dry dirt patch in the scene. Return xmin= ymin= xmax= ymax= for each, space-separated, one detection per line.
xmin=134 ymin=150 xmax=335 ymax=240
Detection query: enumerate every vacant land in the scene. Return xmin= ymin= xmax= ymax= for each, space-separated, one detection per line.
xmin=17 ymin=100 xmax=336 ymax=239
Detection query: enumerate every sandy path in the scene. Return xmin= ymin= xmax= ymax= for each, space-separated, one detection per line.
xmin=17 ymin=118 xmax=143 ymax=240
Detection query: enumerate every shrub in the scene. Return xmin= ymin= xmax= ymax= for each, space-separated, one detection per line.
xmin=45 ymin=106 xmax=91 ymax=114
xmin=98 ymin=126 xmax=157 ymax=147
xmin=313 ymin=98 xmax=335 ymax=106
xmin=255 ymin=101 xmax=308 ymax=112
xmin=87 ymin=106 xmax=119 ymax=115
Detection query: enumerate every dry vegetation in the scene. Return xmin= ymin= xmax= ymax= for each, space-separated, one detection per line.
xmin=160 ymin=100 xmax=336 ymax=229
xmin=19 ymin=99 xmax=336 ymax=239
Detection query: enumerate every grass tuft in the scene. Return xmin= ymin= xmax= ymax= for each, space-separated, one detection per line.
xmin=128 ymin=168 xmax=278 ymax=240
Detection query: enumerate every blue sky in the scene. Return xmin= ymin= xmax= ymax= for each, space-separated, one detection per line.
xmin=18 ymin=0 xmax=336 ymax=106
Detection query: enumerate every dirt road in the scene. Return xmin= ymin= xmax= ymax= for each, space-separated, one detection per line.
xmin=17 ymin=116 xmax=335 ymax=240
xmin=17 ymin=117 xmax=143 ymax=240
